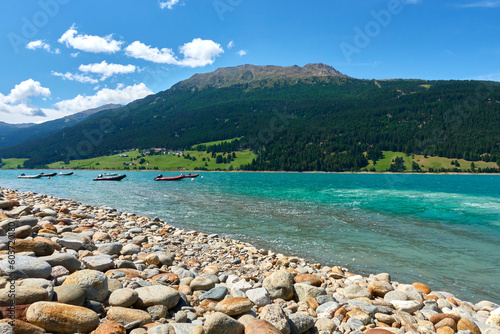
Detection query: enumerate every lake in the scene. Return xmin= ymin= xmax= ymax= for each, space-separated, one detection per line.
xmin=1 ymin=170 xmax=499 ymax=303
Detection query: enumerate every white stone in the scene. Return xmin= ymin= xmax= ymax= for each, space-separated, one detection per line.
xmin=245 ymin=287 xmax=271 ymax=307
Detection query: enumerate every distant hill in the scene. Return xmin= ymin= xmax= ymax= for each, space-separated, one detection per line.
xmin=0 ymin=104 xmax=122 ymax=149
xmin=1 ymin=63 xmax=499 ymax=172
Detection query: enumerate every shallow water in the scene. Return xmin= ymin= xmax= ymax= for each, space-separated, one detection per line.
xmin=1 ymin=170 xmax=499 ymax=303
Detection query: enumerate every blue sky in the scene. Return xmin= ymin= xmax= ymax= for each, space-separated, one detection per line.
xmin=0 ymin=0 xmax=499 ymax=124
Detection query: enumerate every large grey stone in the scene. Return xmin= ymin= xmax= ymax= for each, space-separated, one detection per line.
xmin=98 ymin=242 xmax=123 ymax=255
xmin=289 ymin=313 xmax=315 ymax=334
xmin=0 ymin=256 xmax=51 ymax=279
xmin=62 ymin=270 xmax=108 ymax=302
xmin=246 ymin=287 xmax=271 ymax=307
xmin=263 ymin=270 xmax=294 ymax=301
xmin=134 ymin=285 xmax=180 ymax=309
xmin=203 ymin=312 xmax=244 ymax=334
xmin=260 ymin=304 xmax=291 ymax=334
xmin=342 ymin=284 xmax=372 ymax=299
xmin=121 ymin=243 xmax=141 ymax=255
xmin=190 ymin=276 xmax=217 ymax=291
xmin=39 ymin=253 xmax=81 ymax=273
xmin=82 ymin=255 xmax=114 ymax=271
xmin=200 ymin=286 xmax=228 ymax=301
xmin=294 ymin=283 xmax=327 ymax=302
xmin=109 ymin=288 xmax=139 ymax=307
xmin=53 ymin=284 xmax=86 ymax=306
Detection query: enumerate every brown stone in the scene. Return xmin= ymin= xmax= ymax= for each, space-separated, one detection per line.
xmin=435 ymin=318 xmax=457 ymax=331
xmin=368 ymin=281 xmax=394 ymax=297
xmin=106 ymin=307 xmax=152 ymax=326
xmin=457 ymin=318 xmax=481 ymax=334
xmin=0 ymin=304 xmax=30 ymax=321
xmin=105 ymin=268 xmax=140 ymax=280
xmin=430 ymin=313 xmax=461 ymax=325
xmin=14 ymin=239 xmax=54 ymax=256
xmin=365 ymin=329 xmax=397 ymax=334
xmin=38 ymin=229 xmax=57 ymax=234
xmin=446 ymin=297 xmax=459 ymax=306
xmin=151 ymin=273 xmax=180 ymax=284
xmin=436 ymin=326 xmax=455 ymax=334
xmin=305 ymin=297 xmax=319 ymax=310
xmin=0 ymin=319 xmax=46 ymax=334
xmin=424 ymin=295 xmax=439 ymax=301
xmin=245 ymin=319 xmax=281 ymax=334
xmin=200 ymin=299 xmax=218 ymax=309
xmin=26 ymin=301 xmax=99 ymax=333
xmin=294 ymin=273 xmax=322 ymax=287
xmin=411 ymin=282 xmax=431 ymax=295
xmin=91 ymin=320 xmax=126 ymax=334
xmin=34 ymin=236 xmax=61 ymax=251
xmin=334 ymin=306 xmax=347 ymax=318
xmin=186 ymin=259 xmax=201 ymax=266
xmin=145 ymin=254 xmax=160 ymax=266
xmin=93 ymin=231 xmax=110 ymax=242
xmin=41 ymin=223 xmax=57 ymax=232
xmin=215 ymin=297 xmax=253 ymax=316
xmin=203 ymin=266 xmax=219 ymax=274
xmin=178 ymin=284 xmax=192 ymax=296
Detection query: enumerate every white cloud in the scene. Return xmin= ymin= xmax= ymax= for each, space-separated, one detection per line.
xmin=227 ymin=40 xmax=235 ymax=49
xmin=58 ymin=24 xmax=122 ymax=53
xmin=159 ymin=0 xmax=180 ymax=9
xmin=458 ymin=0 xmax=500 ymax=7
xmin=53 ymin=83 xmax=153 ymax=114
xmin=52 ymin=71 xmax=99 ymax=84
xmin=26 ymin=40 xmax=60 ymax=54
xmin=177 ymin=38 xmax=224 ymax=67
xmin=71 ymin=52 xmax=80 ymax=58
xmin=473 ymin=72 xmax=500 ymax=81
xmin=125 ymin=38 xmax=223 ymax=67
xmin=125 ymin=41 xmax=177 ymax=64
xmin=0 ymin=79 xmax=51 ymax=117
xmin=403 ymin=0 xmax=422 ymax=4
xmin=237 ymin=50 xmax=247 ymax=56
xmin=79 ymin=61 xmax=136 ymax=80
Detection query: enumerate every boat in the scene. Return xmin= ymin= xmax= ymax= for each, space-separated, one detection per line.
xmin=93 ymin=174 xmax=126 ymax=181
xmin=103 ymin=173 xmax=118 ymax=176
xmin=40 ymin=172 xmax=57 ymax=177
xmin=154 ymin=174 xmax=185 ymax=181
xmin=181 ymin=173 xmax=199 ymax=179
xmin=58 ymin=172 xmax=74 ymax=176
xmin=17 ymin=173 xmax=42 ymax=179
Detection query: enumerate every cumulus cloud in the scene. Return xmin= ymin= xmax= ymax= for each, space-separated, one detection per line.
xmin=52 ymin=71 xmax=99 ymax=84
xmin=159 ymin=0 xmax=180 ymax=9
xmin=125 ymin=38 xmax=223 ymax=67
xmin=79 ymin=61 xmax=136 ymax=80
xmin=458 ymin=0 xmax=500 ymax=7
xmin=26 ymin=40 xmax=60 ymax=54
xmin=178 ymin=38 xmax=224 ymax=67
xmin=125 ymin=41 xmax=177 ymax=64
xmin=58 ymin=24 xmax=122 ymax=53
xmin=0 ymin=79 xmax=51 ymax=117
xmin=227 ymin=40 xmax=235 ymax=49
xmin=237 ymin=50 xmax=247 ymax=56
xmin=53 ymin=83 xmax=153 ymax=114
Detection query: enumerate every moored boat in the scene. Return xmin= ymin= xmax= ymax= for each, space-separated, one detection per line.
xmin=181 ymin=173 xmax=199 ymax=179
xmin=103 ymin=173 xmax=118 ymax=176
xmin=154 ymin=174 xmax=185 ymax=181
xmin=58 ymin=172 xmax=74 ymax=176
xmin=93 ymin=174 xmax=126 ymax=181
xmin=40 ymin=172 xmax=57 ymax=177
xmin=17 ymin=173 xmax=42 ymax=179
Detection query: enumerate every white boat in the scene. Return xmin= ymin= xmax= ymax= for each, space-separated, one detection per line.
xmin=17 ymin=173 xmax=42 ymax=179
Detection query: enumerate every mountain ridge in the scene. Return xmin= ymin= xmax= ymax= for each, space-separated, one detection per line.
xmin=173 ymin=63 xmax=349 ymax=90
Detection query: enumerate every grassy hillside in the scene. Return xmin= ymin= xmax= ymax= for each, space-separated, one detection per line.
xmin=0 ymin=158 xmax=29 ymax=169
xmin=46 ymin=149 xmax=257 ymax=171
xmin=362 ymin=151 xmax=499 ymax=172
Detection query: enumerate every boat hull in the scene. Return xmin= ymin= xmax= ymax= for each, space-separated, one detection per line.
xmin=18 ymin=175 xmax=42 ymax=179
xmin=59 ymin=172 xmax=74 ymax=176
xmin=93 ymin=174 xmax=126 ymax=181
xmin=154 ymin=176 xmax=184 ymax=181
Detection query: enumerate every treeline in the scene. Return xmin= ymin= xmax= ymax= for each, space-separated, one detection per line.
xmin=1 ymin=77 xmax=499 ymax=172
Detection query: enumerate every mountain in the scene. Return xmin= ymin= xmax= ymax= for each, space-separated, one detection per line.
xmin=0 ymin=104 xmax=122 ymax=149
xmin=174 ymin=63 xmax=348 ymax=90
xmin=1 ymin=64 xmax=499 ymax=171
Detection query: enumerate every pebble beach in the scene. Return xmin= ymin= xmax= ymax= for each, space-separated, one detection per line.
xmin=0 ymin=187 xmax=499 ymax=334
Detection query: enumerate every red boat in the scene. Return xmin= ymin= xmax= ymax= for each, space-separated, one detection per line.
xmin=154 ymin=174 xmax=185 ymax=181
xmin=182 ymin=173 xmax=199 ymax=179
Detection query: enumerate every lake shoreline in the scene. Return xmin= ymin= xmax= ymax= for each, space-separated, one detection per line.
xmin=1 ymin=186 xmax=499 ymax=333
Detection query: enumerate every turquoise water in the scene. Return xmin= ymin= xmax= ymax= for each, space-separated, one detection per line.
xmin=1 ymin=170 xmax=499 ymax=303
